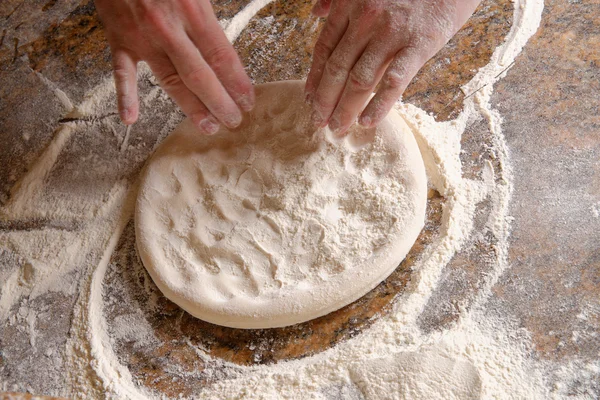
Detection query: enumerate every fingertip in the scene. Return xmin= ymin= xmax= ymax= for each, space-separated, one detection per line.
xmin=329 ymin=118 xmax=350 ymax=138
xmin=195 ymin=116 xmax=220 ymax=135
xmin=359 ymin=114 xmax=372 ymax=128
xmin=120 ymin=108 xmax=138 ymax=125
xmin=311 ymin=109 xmax=328 ymax=129
xmin=238 ymin=91 xmax=255 ymax=112
xmin=311 ymin=0 xmax=331 ymax=17
xmin=332 ymin=126 xmax=349 ymax=138
xmin=223 ymin=111 xmax=243 ymax=129
xmin=304 ymin=90 xmax=313 ymax=105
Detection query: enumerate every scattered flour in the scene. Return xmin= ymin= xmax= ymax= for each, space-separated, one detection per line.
xmin=2 ymin=0 xmax=597 ymax=399
xmin=592 ymin=202 xmax=600 ymax=218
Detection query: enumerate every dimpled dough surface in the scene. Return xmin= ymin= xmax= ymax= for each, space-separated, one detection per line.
xmin=135 ymin=80 xmax=427 ymax=329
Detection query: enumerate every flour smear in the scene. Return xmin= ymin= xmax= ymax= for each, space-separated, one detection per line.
xmin=1 ymin=0 xmax=593 ymax=399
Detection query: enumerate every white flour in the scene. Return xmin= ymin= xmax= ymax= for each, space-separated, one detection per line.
xmin=2 ymin=0 xmax=596 ymax=398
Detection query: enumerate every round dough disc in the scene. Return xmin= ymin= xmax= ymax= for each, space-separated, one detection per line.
xmin=135 ymin=80 xmax=427 ymax=329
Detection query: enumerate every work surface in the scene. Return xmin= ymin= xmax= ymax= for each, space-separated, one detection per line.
xmin=0 ymin=0 xmax=599 ymax=398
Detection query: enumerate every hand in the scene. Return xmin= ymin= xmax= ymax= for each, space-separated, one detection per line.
xmin=305 ymin=0 xmax=481 ymax=136
xmin=95 ymin=0 xmax=255 ymax=134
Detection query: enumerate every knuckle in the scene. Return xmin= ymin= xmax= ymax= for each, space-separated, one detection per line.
xmin=205 ymin=45 xmax=235 ymax=68
xmin=140 ymin=6 xmax=164 ymax=27
xmin=320 ymin=20 xmax=341 ymax=41
xmin=348 ymin=68 xmax=377 ymax=91
xmin=179 ymin=0 xmax=196 ymax=13
xmin=137 ymin=4 xmax=173 ymax=41
xmin=183 ymin=65 xmax=208 ymax=83
xmin=159 ymin=72 xmax=183 ymax=90
xmin=359 ymin=2 xmax=383 ymax=19
xmin=112 ymin=66 xmax=130 ymax=82
xmin=313 ymin=40 xmax=333 ymax=59
xmin=313 ymin=95 xmax=334 ymax=113
xmin=383 ymin=70 xmax=405 ymax=90
xmin=325 ymin=57 xmax=347 ymax=80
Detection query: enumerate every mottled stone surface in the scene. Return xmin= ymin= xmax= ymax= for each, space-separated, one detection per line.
xmin=0 ymin=0 xmax=599 ymax=397
xmin=491 ymin=0 xmax=600 ymax=364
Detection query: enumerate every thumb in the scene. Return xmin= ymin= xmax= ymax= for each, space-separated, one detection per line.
xmin=311 ymin=0 xmax=332 ymax=17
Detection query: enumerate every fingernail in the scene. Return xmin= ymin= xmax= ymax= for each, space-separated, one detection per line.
xmin=359 ymin=115 xmax=372 ymax=127
xmin=198 ymin=117 xmax=220 ymax=135
xmin=238 ymin=94 xmax=254 ymax=112
xmin=225 ymin=113 xmax=242 ymax=128
xmin=329 ymin=116 xmax=341 ymax=131
xmin=305 ymin=92 xmax=313 ymax=105
xmin=311 ymin=110 xmax=326 ymax=128
xmin=331 ymin=124 xmax=348 ymax=138
xmin=121 ymin=109 xmax=131 ymax=124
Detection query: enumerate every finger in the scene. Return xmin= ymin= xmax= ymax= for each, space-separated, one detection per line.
xmin=147 ymin=56 xmax=220 ymax=135
xmin=161 ymin=33 xmax=242 ymax=129
xmin=311 ymin=0 xmax=332 ymax=17
xmin=311 ymin=20 xmax=372 ymax=129
xmin=304 ymin=5 xmax=349 ymax=104
xmin=360 ymin=47 xmax=424 ymax=128
xmin=185 ymin=4 xmax=255 ymax=112
xmin=112 ymin=49 xmax=139 ymax=125
xmin=328 ymin=42 xmax=394 ymax=137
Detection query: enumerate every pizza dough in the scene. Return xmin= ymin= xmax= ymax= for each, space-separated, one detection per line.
xmin=135 ymin=80 xmax=427 ymax=329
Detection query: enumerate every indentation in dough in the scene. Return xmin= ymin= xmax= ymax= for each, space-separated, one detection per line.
xmin=293 ymin=219 xmax=325 ymax=266
xmin=237 ymin=261 xmax=261 ymax=298
xmin=241 ymin=199 xmax=258 ymax=211
xmin=195 ymin=166 xmax=205 ymax=186
xmin=260 ymin=215 xmax=282 ymax=236
xmin=318 ymin=259 xmax=344 ymax=278
xmin=182 ymin=232 xmax=221 ymax=275
xmin=163 ymin=241 xmax=205 ymax=282
xmin=346 ymin=125 xmax=377 ymax=151
xmin=170 ymin=172 xmax=182 ymax=194
xmin=304 ymin=219 xmax=325 ymax=244
xmin=276 ymin=111 xmax=298 ymax=132
xmin=196 ymin=158 xmax=229 ymax=185
xmin=210 ymin=142 xmax=251 ymax=164
xmin=236 ymin=168 xmax=264 ymax=198
xmin=203 ymin=190 xmax=230 ymax=222
xmin=266 ymin=98 xmax=287 ymax=117
xmin=150 ymin=167 xmax=182 ymax=197
xmin=250 ymin=237 xmax=280 ymax=282
xmin=261 ymin=192 xmax=286 ymax=212
xmin=268 ymin=130 xmax=320 ymax=162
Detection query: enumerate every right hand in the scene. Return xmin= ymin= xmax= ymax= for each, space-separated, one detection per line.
xmin=95 ymin=0 xmax=255 ymax=134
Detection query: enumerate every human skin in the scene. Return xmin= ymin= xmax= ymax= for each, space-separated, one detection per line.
xmin=305 ymin=0 xmax=482 ymax=137
xmin=95 ymin=0 xmax=255 ymax=134
xmin=96 ymin=0 xmax=481 ymax=135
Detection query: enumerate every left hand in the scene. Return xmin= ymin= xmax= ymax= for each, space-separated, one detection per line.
xmin=305 ymin=0 xmax=481 ymax=137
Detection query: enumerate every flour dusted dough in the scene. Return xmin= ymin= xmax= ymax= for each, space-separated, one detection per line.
xmin=135 ymin=80 xmax=427 ymax=329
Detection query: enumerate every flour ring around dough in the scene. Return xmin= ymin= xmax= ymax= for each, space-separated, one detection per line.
xmin=135 ymin=80 xmax=427 ymax=329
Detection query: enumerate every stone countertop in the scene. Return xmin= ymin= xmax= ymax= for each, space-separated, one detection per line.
xmin=0 ymin=0 xmax=598 ymax=397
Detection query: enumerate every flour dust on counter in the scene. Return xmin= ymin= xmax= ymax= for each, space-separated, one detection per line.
xmin=1 ymin=0 xmax=597 ymax=398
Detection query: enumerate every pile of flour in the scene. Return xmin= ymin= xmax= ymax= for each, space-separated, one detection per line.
xmin=2 ymin=0 xmax=597 ymax=398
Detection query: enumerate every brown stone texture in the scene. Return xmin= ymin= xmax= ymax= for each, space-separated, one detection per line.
xmin=1 ymin=0 xmax=598 ymax=397
xmin=490 ymin=0 xmax=600 ymax=363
